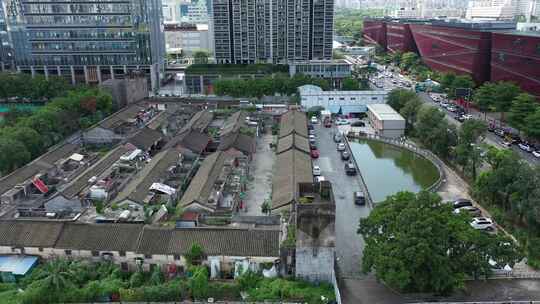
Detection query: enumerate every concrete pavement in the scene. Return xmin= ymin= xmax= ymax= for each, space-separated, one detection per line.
xmin=312 ymin=122 xmax=370 ymax=278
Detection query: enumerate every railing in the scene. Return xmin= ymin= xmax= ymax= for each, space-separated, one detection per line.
xmin=346 ymin=132 xmax=446 ymax=193
xmin=343 ymin=136 xmax=375 ymax=207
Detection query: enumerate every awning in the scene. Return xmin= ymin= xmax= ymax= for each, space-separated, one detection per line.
xmin=150 ymin=183 xmax=176 ymax=195
xmin=341 ymin=105 xmax=367 ymax=115
xmin=328 ymin=105 xmax=341 ymax=114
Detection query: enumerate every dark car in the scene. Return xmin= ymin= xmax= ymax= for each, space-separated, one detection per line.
xmin=453 ymin=199 xmax=473 ymax=209
xmin=455 ymin=115 xmax=465 ymax=122
xmin=341 ymin=151 xmax=351 ymax=160
xmin=351 ymin=121 xmax=365 ymax=127
xmin=310 ymin=143 xmax=317 ymax=150
xmin=494 ymin=129 xmax=505 ymax=137
xmin=354 ymin=191 xmax=366 ymax=206
xmin=345 ymin=162 xmax=357 ymax=176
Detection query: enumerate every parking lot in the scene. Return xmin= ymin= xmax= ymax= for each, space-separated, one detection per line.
xmin=311 ymin=120 xmax=371 ymax=277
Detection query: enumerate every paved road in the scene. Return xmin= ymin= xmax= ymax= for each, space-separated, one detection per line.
xmin=242 ymin=133 xmax=274 ymax=216
xmin=417 ymin=92 xmax=539 ymax=165
xmin=313 ymin=122 xmax=371 ymax=277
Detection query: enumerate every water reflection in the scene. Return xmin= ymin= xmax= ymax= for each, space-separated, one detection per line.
xmin=350 ymin=139 xmax=439 ymax=203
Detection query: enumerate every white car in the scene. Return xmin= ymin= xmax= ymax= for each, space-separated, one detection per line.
xmin=470 ymin=217 xmax=494 ymax=230
xmin=533 ymin=150 xmax=540 ymax=158
xmin=518 ymin=142 xmax=533 ymax=152
xmin=336 ymin=119 xmax=350 ymax=125
xmin=312 ymin=165 xmax=321 ymax=176
xmin=440 ymin=101 xmax=449 ymax=108
xmin=337 ymin=143 xmax=346 ymax=151
xmin=315 ymin=175 xmax=326 ymax=183
xmin=462 ymin=114 xmax=473 ymax=120
xmin=310 ymin=117 xmax=318 ymax=124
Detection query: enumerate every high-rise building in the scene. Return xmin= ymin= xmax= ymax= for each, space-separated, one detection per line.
xmin=3 ymin=0 xmax=165 ymax=90
xmin=212 ymin=0 xmax=333 ymax=64
xmin=0 ymin=4 xmax=13 ymax=69
xmin=466 ymin=0 xmax=540 ymax=20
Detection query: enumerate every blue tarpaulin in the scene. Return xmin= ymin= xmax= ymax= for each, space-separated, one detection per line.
xmin=0 ymin=255 xmax=38 ymax=276
xmin=341 ymin=105 xmax=367 ymax=114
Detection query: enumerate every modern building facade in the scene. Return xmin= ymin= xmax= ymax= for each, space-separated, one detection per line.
xmin=4 ymin=0 xmax=166 ymax=91
xmin=0 ymin=4 xmax=13 ymax=70
xmin=367 ymin=104 xmax=406 ymax=138
xmin=165 ymin=23 xmax=212 ymax=55
xmin=212 ymin=0 xmax=333 ymax=64
xmin=298 ymin=84 xmax=388 ymax=115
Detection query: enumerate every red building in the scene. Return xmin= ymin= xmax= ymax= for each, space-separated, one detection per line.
xmin=491 ymin=31 xmax=540 ymax=96
xmin=386 ymin=21 xmax=417 ymax=54
xmin=363 ymin=19 xmax=387 ymax=50
xmin=408 ymin=22 xmax=509 ymax=83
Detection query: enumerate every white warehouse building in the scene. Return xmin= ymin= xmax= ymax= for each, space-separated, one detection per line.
xmin=367 ymin=104 xmax=406 ymax=139
xmin=298 ymin=85 xmax=388 ymax=115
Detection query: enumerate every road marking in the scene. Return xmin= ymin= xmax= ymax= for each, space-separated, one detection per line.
xmin=318 ymin=157 xmax=334 ymax=172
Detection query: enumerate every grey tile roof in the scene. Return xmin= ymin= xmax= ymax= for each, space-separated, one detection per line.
xmin=179 ymin=151 xmax=231 ymax=209
xmin=271 ymin=149 xmax=313 ymax=210
xmin=0 ymin=143 xmax=78 ymax=196
xmin=127 ymin=127 xmax=163 ymax=150
xmin=137 ymin=227 xmax=280 ymax=257
xmin=276 ymin=133 xmax=310 ymax=154
xmin=55 ymin=223 xmax=143 ymax=252
xmin=100 ymin=104 xmax=145 ymax=130
xmin=62 ymin=145 xmax=130 ymax=198
xmin=218 ymin=132 xmax=255 ymax=155
xmin=115 ymin=149 xmax=180 ymax=204
xmin=180 ymin=110 xmax=214 ymax=134
xmin=278 ymin=110 xmax=308 ymax=138
xmin=173 ymin=130 xmax=210 ymax=154
xmin=0 ymin=221 xmax=63 ymax=248
xmin=220 ymin=111 xmax=247 ymax=137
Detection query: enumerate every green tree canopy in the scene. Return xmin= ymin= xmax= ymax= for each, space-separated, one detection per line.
xmin=524 ymin=108 xmax=540 ymax=140
xmin=386 ymin=88 xmax=417 ymax=112
xmin=454 ymin=119 xmax=487 ymax=179
xmin=359 ymin=191 xmax=521 ymax=294
xmin=473 ymin=82 xmax=496 ymax=112
xmin=508 ymin=93 xmax=538 ymax=132
xmin=193 ymin=50 xmax=209 ymax=64
xmin=492 ymin=81 xmax=521 ymax=113
xmin=341 ymin=77 xmax=360 ymax=90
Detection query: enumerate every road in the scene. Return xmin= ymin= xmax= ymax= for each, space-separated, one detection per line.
xmin=417 ymin=92 xmax=539 ymax=165
xmin=313 ymin=122 xmax=371 ymax=277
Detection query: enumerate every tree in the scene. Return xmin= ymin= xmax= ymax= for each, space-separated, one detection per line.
xmin=184 ymin=243 xmax=205 ymax=265
xmin=508 ymin=93 xmax=538 ymax=133
xmin=358 ymin=191 xmax=521 ymax=294
xmin=439 ymin=72 xmax=456 ymax=91
xmin=193 ymin=50 xmax=209 ymax=64
xmin=524 ymin=108 xmax=540 ymax=140
xmin=0 ymin=137 xmax=31 ymax=174
xmin=492 ymin=81 xmax=521 ymax=116
xmin=473 ymin=82 xmax=496 ymax=113
xmin=189 ymin=266 xmax=209 ymax=299
xmin=400 ymin=52 xmax=419 ymax=71
xmin=415 ymin=106 xmax=457 ymax=158
xmin=386 ymin=89 xmax=417 ymax=112
xmin=399 ymin=96 xmax=422 ymax=133
xmin=129 ymin=271 xmax=144 ymax=288
xmin=341 ymin=77 xmax=360 ymax=90
xmin=454 ymin=119 xmax=486 ymax=179
xmin=261 ymin=199 xmax=271 ymax=215
xmin=31 ymin=259 xmax=76 ymax=292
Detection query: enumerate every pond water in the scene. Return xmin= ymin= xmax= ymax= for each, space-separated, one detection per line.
xmin=349 ymin=139 xmax=440 ymax=203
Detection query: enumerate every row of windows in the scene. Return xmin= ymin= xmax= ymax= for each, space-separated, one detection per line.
xmin=17 ymin=54 xmax=150 ymax=66
xmin=23 ymin=3 xmax=131 ymax=14
xmin=25 ymin=15 xmax=132 ymax=25
xmin=29 ymin=29 xmax=139 ymax=40
xmin=32 ymin=41 xmax=135 ymax=51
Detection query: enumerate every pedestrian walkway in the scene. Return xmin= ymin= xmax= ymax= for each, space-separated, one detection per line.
xmin=240 ymin=133 xmax=275 ymax=216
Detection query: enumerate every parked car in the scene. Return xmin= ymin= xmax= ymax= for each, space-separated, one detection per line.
xmin=315 ymin=175 xmax=326 ymax=183
xmin=310 ymin=116 xmax=318 ymax=124
xmin=312 ymin=165 xmax=321 ymax=176
xmin=334 ymin=133 xmax=343 ymax=143
xmin=470 ymin=217 xmax=494 ymax=230
xmin=341 ymin=151 xmax=351 ymax=160
xmin=310 ymin=143 xmax=317 ymax=150
xmin=453 ymin=206 xmax=482 ymax=217
xmin=324 ymin=119 xmax=332 ymax=128
xmin=336 ymin=119 xmax=350 ymax=125
xmin=500 ymin=140 xmax=512 ymax=148
xmin=310 ymin=149 xmax=320 ymax=159
xmin=494 ymin=129 xmax=505 ymax=137
xmin=308 ymin=124 xmax=314 ymax=130
xmin=351 ymin=121 xmax=365 ymax=127
xmin=345 ymin=162 xmax=357 ymax=175
xmin=447 ymin=105 xmax=457 ymax=112
xmin=309 ymin=134 xmax=316 ymax=141
xmin=354 ymin=191 xmax=366 ymax=206
xmin=533 ymin=150 xmax=540 ymax=158
xmin=453 ymin=199 xmax=473 ymax=209
xmin=337 ymin=143 xmax=346 ymax=151
xmin=440 ymin=101 xmax=449 ymax=108
xmin=455 ymin=114 xmax=466 ymax=122
xmin=309 ymin=129 xmax=316 ymax=135
xmin=519 ymin=142 xmax=533 ymax=152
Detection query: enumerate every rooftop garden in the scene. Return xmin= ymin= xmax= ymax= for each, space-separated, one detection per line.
xmin=185 ymin=64 xmax=289 ymax=75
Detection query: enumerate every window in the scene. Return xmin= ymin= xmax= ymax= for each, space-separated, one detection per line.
xmin=351 ymin=97 xmax=356 ymax=101
xmin=328 ymin=97 xmax=334 ymax=100
xmin=65 ymin=250 xmax=72 ymax=255
xmin=121 ymin=262 xmax=129 ymax=271
xmin=174 ymin=254 xmax=181 ymax=261
xmin=145 ymin=254 xmax=152 ymax=259
xmin=119 ymin=251 xmax=126 ymax=257
xmin=38 ymin=247 xmax=43 ymax=252
xmin=91 ymin=251 xmax=99 ymax=257
xmin=372 ymin=97 xmax=378 ymax=100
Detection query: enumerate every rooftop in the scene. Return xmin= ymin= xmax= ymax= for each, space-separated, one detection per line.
xmin=185 ymin=64 xmax=288 ymax=75
xmin=367 ymin=104 xmax=405 ymax=121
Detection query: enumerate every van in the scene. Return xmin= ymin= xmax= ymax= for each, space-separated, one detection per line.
xmin=354 ymin=191 xmax=366 ymax=206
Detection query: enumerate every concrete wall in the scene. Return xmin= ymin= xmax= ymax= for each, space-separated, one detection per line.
xmin=295 ymin=246 xmax=335 ymax=283
xmin=101 ymin=76 xmax=149 ymax=110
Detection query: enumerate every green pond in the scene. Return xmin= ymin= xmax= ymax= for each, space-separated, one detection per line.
xmin=349 ymin=139 xmax=440 ymax=203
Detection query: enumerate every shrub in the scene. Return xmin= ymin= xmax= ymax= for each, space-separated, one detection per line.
xmin=184 ymin=243 xmax=205 ymax=265
xmin=188 ymin=266 xmax=209 ymax=300
xmin=236 ymin=270 xmax=262 ymax=291
xmin=129 ymin=271 xmax=144 ymax=288
xmin=207 ymin=282 xmax=241 ymax=300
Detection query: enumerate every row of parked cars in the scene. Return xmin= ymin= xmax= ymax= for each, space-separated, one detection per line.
xmin=490 ymin=126 xmax=540 ymax=157
xmin=452 ymin=199 xmax=495 ymax=231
